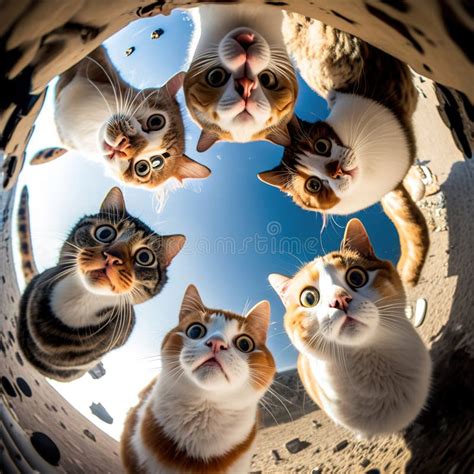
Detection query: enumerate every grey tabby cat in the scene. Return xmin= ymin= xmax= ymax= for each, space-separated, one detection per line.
xmin=17 ymin=186 xmax=185 ymax=381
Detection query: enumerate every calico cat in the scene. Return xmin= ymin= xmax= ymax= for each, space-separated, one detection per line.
xmin=184 ymin=4 xmax=298 ymax=151
xmin=32 ymin=46 xmax=210 ymax=189
xmin=269 ymin=219 xmax=431 ymax=439
xmin=259 ymin=15 xmax=429 ymax=286
xmin=17 ymin=186 xmax=185 ymax=382
xmin=121 ymin=284 xmax=275 ymax=474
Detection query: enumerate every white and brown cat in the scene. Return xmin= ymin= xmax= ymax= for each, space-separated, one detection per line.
xmin=269 ymin=219 xmax=431 ymax=439
xmin=32 ymin=46 xmax=210 ymax=189
xmin=121 ymin=284 xmax=275 ymax=473
xmin=184 ymin=4 xmax=298 ymax=151
xmin=259 ymin=15 xmax=429 ymax=286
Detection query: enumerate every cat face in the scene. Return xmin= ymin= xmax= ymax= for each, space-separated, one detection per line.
xmin=184 ymin=27 xmax=298 ymax=151
xmin=270 ymin=219 xmax=405 ymax=352
xmin=99 ymin=73 xmax=210 ymax=187
xmin=60 ymin=188 xmax=185 ymax=303
xmin=161 ymin=285 xmax=275 ymax=394
xmin=258 ymin=118 xmax=358 ymax=212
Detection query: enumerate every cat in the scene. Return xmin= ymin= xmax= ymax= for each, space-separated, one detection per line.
xmin=121 ymin=284 xmax=275 ymax=474
xmin=259 ymin=14 xmax=429 ymax=286
xmin=269 ymin=218 xmax=432 ymax=439
xmin=31 ymin=46 xmax=210 ymax=189
xmin=184 ymin=4 xmax=298 ymax=151
xmin=17 ymin=186 xmax=185 ymax=382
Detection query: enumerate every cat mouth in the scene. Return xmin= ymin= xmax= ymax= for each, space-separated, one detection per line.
xmin=340 ymin=315 xmax=366 ymax=331
xmin=341 ymin=166 xmax=358 ymax=179
xmin=194 ymin=356 xmax=228 ymax=378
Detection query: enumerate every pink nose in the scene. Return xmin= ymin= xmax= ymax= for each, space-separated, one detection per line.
xmin=235 ymin=77 xmax=256 ymax=99
xmin=206 ymin=338 xmax=228 ymax=354
xmin=329 ymin=293 xmax=352 ymax=312
xmin=235 ymin=32 xmax=255 ymax=50
xmin=114 ymin=135 xmax=129 ymax=151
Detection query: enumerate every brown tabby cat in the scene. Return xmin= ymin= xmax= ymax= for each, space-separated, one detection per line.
xmin=259 ymin=14 xmax=429 ymax=286
xmin=121 ymin=284 xmax=275 ymax=473
xmin=32 ymin=46 xmax=210 ymax=189
xmin=17 ymin=186 xmax=185 ymax=381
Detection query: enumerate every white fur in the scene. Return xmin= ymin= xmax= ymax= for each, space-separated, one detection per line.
xmin=131 ymin=315 xmax=266 ymax=473
xmin=189 ymin=4 xmax=293 ymax=142
xmin=55 ymin=75 xmax=173 ymax=181
xmin=296 ymin=92 xmax=411 ymax=214
xmin=278 ymin=259 xmax=431 ymax=438
xmin=50 ymin=272 xmax=121 ymax=328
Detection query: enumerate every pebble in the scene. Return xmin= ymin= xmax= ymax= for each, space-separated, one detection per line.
xmin=312 ymin=467 xmax=323 ymax=474
xmin=366 ymin=470 xmax=381 ymax=474
xmin=271 ymin=449 xmax=282 ymax=462
xmin=333 ymin=440 xmax=349 ymax=452
xmin=312 ymin=420 xmax=322 ymax=428
xmin=285 ymin=438 xmax=311 ymax=454
xmin=360 ymin=458 xmax=371 ymax=468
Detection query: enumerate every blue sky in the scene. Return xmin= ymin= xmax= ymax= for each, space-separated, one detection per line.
xmin=14 ymin=9 xmax=399 ymax=439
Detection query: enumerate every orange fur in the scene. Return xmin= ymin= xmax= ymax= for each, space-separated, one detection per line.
xmin=381 ymin=184 xmax=429 ymax=286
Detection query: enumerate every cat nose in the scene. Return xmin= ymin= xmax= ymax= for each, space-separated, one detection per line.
xmin=103 ymin=243 xmax=128 ymax=266
xmin=114 ymin=135 xmax=130 ymax=151
xmin=235 ymin=32 xmax=255 ymax=50
xmin=326 ymin=160 xmax=343 ymax=179
xmin=329 ymin=292 xmax=352 ymax=312
xmin=206 ymin=337 xmax=228 ymax=354
xmin=235 ymin=77 xmax=256 ymax=99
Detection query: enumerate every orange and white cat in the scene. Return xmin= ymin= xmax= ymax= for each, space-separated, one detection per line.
xmin=269 ymin=219 xmax=431 ymax=439
xmin=184 ymin=4 xmax=298 ymax=151
xmin=121 ymin=285 xmax=275 ymax=473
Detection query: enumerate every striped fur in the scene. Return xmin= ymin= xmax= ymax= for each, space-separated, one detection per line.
xmin=381 ymin=184 xmax=429 ymax=286
xmin=17 ymin=186 xmax=38 ymax=284
xmin=269 ymin=219 xmax=431 ymax=438
xmin=17 ymin=187 xmax=185 ymax=381
xmin=121 ymin=285 xmax=275 ymax=473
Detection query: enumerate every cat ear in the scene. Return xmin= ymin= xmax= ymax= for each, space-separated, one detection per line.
xmin=257 ymin=165 xmax=289 ymax=190
xmin=264 ymin=123 xmax=291 ymax=147
xmin=196 ymin=130 xmax=220 ymax=152
xmin=30 ymin=147 xmax=68 ymax=165
xmin=179 ymin=284 xmax=205 ymax=321
xmin=268 ymin=273 xmax=291 ymax=306
xmin=100 ymin=187 xmax=127 ymax=216
xmin=165 ymin=71 xmax=185 ymax=97
xmin=342 ymin=218 xmax=375 ymax=258
xmin=245 ymin=300 xmax=271 ymax=342
xmin=161 ymin=234 xmax=186 ymax=267
xmin=175 ymin=155 xmax=211 ymax=182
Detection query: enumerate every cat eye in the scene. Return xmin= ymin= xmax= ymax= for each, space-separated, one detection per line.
xmin=150 ymin=155 xmax=165 ymax=170
xmin=186 ymin=323 xmax=207 ymax=339
xmin=134 ymin=248 xmax=155 ymax=267
xmin=305 ymin=177 xmax=322 ymax=194
xmin=135 ymin=160 xmax=151 ymax=177
xmin=314 ymin=138 xmax=332 ymax=155
xmin=346 ymin=267 xmax=368 ymax=289
xmin=235 ymin=335 xmax=255 ymax=353
xmin=147 ymin=114 xmax=166 ymax=131
xmin=258 ymin=70 xmax=278 ymax=90
xmin=300 ymin=287 xmax=320 ymax=308
xmin=94 ymin=225 xmax=116 ymax=243
xmin=206 ymin=67 xmax=230 ymax=87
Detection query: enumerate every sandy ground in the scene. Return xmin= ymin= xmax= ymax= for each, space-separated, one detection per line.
xmin=250 ymin=78 xmax=474 ymax=473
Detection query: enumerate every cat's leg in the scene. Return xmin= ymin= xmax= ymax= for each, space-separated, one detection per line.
xmin=381 ymin=184 xmax=429 ymax=286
